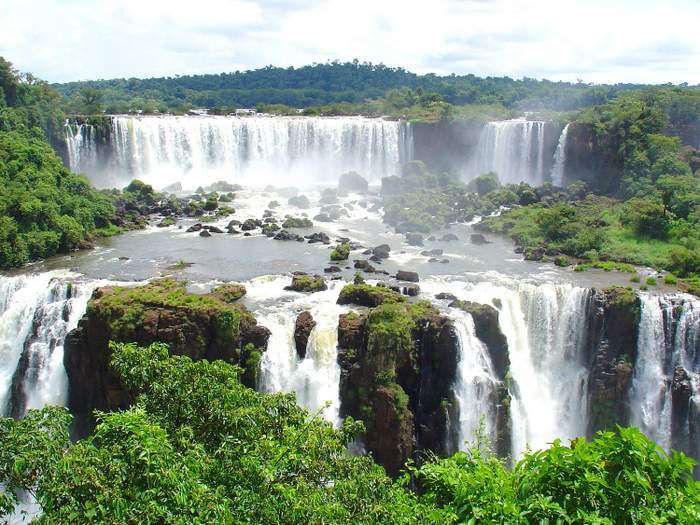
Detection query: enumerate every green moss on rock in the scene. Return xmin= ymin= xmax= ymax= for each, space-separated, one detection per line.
xmin=336 ymin=283 xmax=406 ymax=307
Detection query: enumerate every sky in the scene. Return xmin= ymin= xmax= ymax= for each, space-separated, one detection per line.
xmin=1 ymin=0 xmax=699 ymax=85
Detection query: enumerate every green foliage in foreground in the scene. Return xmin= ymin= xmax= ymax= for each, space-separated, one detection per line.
xmin=418 ymin=429 xmax=699 ymax=524
xmin=1 ymin=343 xmax=697 ymax=524
xmin=0 ymin=343 xmax=441 ymax=524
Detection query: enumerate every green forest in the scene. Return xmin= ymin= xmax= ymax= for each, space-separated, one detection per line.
xmin=2 ymin=342 xmax=697 ymax=524
xmin=55 ymin=59 xmax=662 ymax=117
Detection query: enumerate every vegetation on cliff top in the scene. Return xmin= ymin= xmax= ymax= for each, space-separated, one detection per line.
xmin=1 ymin=343 xmax=697 ymax=524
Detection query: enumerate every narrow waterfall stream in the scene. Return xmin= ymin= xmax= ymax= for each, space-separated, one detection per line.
xmin=550 ymin=123 xmax=570 ymax=186
xmin=250 ymin=276 xmax=348 ymax=425
xmin=630 ymin=294 xmax=700 ymax=461
xmin=449 ymin=308 xmax=499 ymax=451
xmin=0 ymin=273 xmax=104 ymax=418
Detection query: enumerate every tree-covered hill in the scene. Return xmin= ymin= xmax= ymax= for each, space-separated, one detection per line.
xmin=54 ymin=59 xmax=664 ymax=115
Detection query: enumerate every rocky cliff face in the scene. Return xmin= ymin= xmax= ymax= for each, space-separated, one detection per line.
xmin=585 ymin=286 xmax=641 ymax=436
xmin=411 ymin=121 xmax=482 ymax=175
xmin=64 ymin=279 xmax=269 ymax=436
xmin=337 ymin=296 xmax=459 ymax=476
xmin=564 ymin=122 xmax=622 ymax=193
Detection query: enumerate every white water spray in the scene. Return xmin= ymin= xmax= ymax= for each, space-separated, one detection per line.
xmin=470 ymin=119 xmax=549 ymax=186
xmin=248 ymin=275 xmax=348 ymax=425
xmin=67 ymin=115 xmax=413 ymax=189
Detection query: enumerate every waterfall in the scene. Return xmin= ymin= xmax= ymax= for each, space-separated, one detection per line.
xmin=249 ymin=276 xmax=347 ymax=425
xmin=550 ymin=123 xmax=570 ymax=187
xmin=65 ymin=120 xmax=98 ymax=175
xmin=630 ymin=294 xmax=700 ymax=460
xmin=450 ymin=309 xmax=500 ymax=451
xmin=0 ymin=272 xmax=98 ymax=417
xmin=66 ymin=115 xmax=412 ymax=189
xmin=423 ymin=278 xmax=592 ymax=458
xmin=470 ymin=119 xmax=549 ymax=186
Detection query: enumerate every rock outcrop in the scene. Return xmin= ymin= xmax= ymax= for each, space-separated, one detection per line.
xmin=585 ymin=286 xmax=641 ymax=436
xmin=64 ymin=279 xmax=269 ymax=437
xmin=337 ymin=301 xmax=459 ymax=476
xmin=294 ymin=311 xmax=316 ymax=359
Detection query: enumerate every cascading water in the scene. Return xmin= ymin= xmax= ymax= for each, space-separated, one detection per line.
xmin=0 ymin=272 xmax=99 ymax=418
xmin=449 ymin=308 xmax=500 ymax=451
xmin=469 ymin=119 xmax=549 ymax=186
xmin=630 ymin=294 xmax=700 ymax=461
xmin=67 ymin=115 xmax=413 ymax=189
xmin=248 ymin=276 xmax=348 ymax=425
xmin=64 ymin=120 xmax=98 ymax=177
xmin=424 ymin=277 xmax=592 ymax=458
xmin=550 ymin=123 xmax=570 ymax=187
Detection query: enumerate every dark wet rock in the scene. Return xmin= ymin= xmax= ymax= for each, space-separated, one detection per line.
xmin=288 ymin=195 xmax=311 ymax=209
xmin=435 ymin=292 xmax=457 ymax=301
xmin=243 ymin=232 xmax=251 ymax=237
xmin=439 ymin=233 xmax=459 ymax=242
xmin=186 ymin=223 xmax=203 ymax=233
xmin=421 ymin=249 xmax=443 ymax=257
xmin=402 ymin=284 xmax=420 ymax=296
xmin=284 ymin=274 xmax=327 ymax=293
xmin=241 ymin=218 xmax=262 ymax=231
xmin=492 ymin=298 xmax=503 ymax=309
xmin=262 ymin=223 xmax=281 ymax=236
xmin=353 ymin=260 xmax=376 ymax=273
xmin=405 ymin=233 xmax=424 ymax=247
xmin=227 ymin=227 xmax=240 ymax=234
xmin=396 ymin=270 xmax=419 ymax=282
xmin=338 ymin=171 xmax=368 ymax=194
xmin=324 ymin=265 xmax=342 ymax=273
xmin=263 ymin=217 xmax=278 ymax=224
xmin=199 ymin=229 xmax=211 ymax=237
xmin=294 ymin=311 xmax=316 ymax=359
xmin=372 ymin=244 xmax=391 ymax=259
xmin=306 ymin=232 xmax=331 ymax=244
xmin=268 ymin=200 xmax=280 ymax=209
xmin=227 ymin=219 xmax=241 ymax=228
xmin=206 ymin=226 xmax=224 ymax=234
xmin=523 ymin=246 xmax=546 ymax=261
xmin=470 ymin=233 xmax=490 ymax=245
xmin=395 ymin=221 xmax=426 ymax=234
xmin=274 ymin=230 xmax=304 ymax=242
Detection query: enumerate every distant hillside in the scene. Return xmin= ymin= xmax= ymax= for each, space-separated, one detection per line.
xmin=53 ymin=60 xmax=650 ymax=114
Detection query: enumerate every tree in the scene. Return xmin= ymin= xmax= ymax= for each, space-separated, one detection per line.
xmin=79 ymin=87 xmax=103 ymax=114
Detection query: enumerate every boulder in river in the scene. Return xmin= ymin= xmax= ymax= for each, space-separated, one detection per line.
xmin=396 ymin=270 xmax=419 ymax=282
xmin=294 ymin=311 xmax=316 ymax=359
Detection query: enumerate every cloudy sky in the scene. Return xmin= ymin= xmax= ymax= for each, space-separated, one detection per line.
xmin=1 ymin=0 xmax=699 ymax=84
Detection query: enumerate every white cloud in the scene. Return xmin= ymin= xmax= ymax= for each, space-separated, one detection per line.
xmin=0 ymin=0 xmax=698 ymax=84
